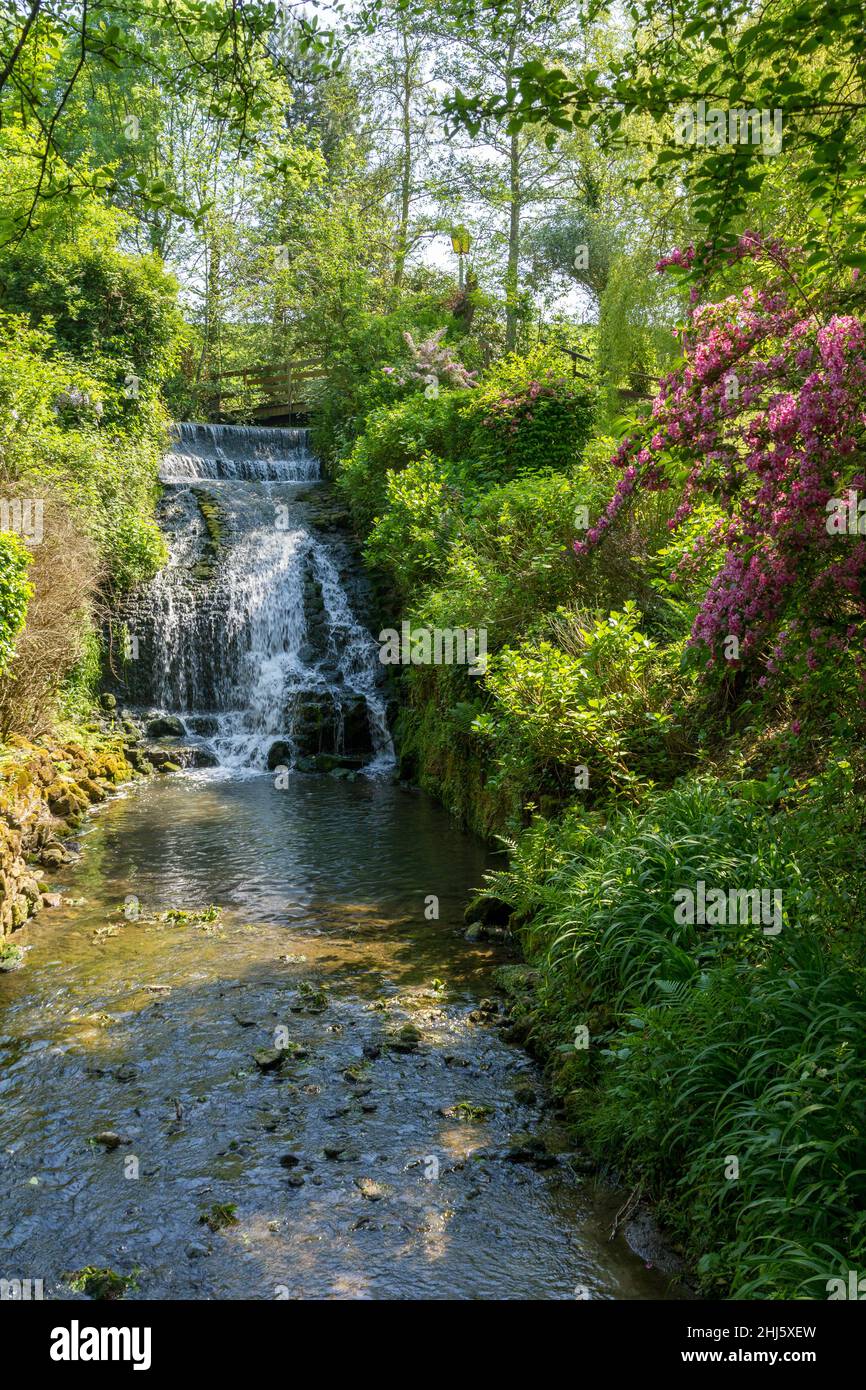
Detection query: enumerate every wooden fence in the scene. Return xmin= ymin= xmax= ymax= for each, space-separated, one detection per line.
xmin=194 ymin=359 xmax=326 ymax=420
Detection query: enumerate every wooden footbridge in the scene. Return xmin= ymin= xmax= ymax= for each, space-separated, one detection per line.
xmin=194 ymin=358 xmax=326 ymax=422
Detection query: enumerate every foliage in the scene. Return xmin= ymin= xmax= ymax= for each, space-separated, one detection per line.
xmin=0 ymin=202 xmax=186 ymax=401
xmin=0 ymin=313 xmax=167 ymax=590
xmin=484 ymin=604 xmax=685 ymax=795
xmin=0 ymin=209 xmax=173 ymax=733
xmin=420 ymin=470 xmax=613 ymax=644
xmin=485 ymin=762 xmax=866 ymax=1297
xmin=0 ymin=489 xmax=98 ymax=737
xmin=310 ymin=287 xmax=463 ymax=466
xmin=388 ymin=327 xmax=478 ymax=389
xmin=576 ymin=237 xmax=866 ymax=700
xmin=365 ymin=453 xmax=460 ymax=594
xmin=61 ymin=624 xmax=104 ymax=723
xmin=449 ymin=0 xmax=866 ymax=285
xmin=0 ymin=1 xmax=327 ymax=241
xmin=335 ymin=385 xmax=471 ymax=532
xmin=336 ymin=345 xmax=599 ymax=550
xmin=458 ymin=345 xmax=597 ymax=481
xmin=0 ymin=531 xmax=31 ymax=674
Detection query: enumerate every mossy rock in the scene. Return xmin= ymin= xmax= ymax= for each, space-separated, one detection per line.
xmin=46 ymin=781 xmax=89 ymax=820
xmin=77 ymin=776 xmax=104 ymax=803
xmin=146 ymin=716 xmax=185 ymax=738
xmin=0 ymin=942 xmax=24 ymax=972
xmin=197 ymin=1202 xmax=238 ymax=1233
xmin=440 ymin=1100 xmax=494 ymax=1123
xmin=189 ymin=488 xmax=226 ymax=579
xmin=63 ymin=1267 xmax=137 ymax=1300
xmin=10 ymin=899 xmax=29 ymax=928
xmin=253 ymin=1047 xmax=286 ymax=1072
xmin=463 ymin=894 xmax=512 ymax=928
xmin=384 ymin=1022 xmax=422 ymax=1053
xmin=492 ymin=964 xmax=540 ymax=998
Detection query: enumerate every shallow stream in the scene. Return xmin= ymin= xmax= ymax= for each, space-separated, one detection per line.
xmin=0 ymin=771 xmax=679 ymax=1300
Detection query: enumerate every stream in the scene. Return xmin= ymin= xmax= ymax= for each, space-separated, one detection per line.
xmin=0 ymin=424 xmax=679 ymax=1300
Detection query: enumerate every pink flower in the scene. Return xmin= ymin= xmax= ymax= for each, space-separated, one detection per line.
xmin=572 ymin=239 xmax=866 ymax=684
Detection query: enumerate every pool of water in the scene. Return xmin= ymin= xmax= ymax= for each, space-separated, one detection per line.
xmin=0 ymin=772 xmax=680 ymax=1300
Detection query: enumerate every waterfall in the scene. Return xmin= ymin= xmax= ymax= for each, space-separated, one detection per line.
xmin=118 ymin=423 xmax=395 ymax=776
xmin=161 ymin=423 xmax=320 ymax=483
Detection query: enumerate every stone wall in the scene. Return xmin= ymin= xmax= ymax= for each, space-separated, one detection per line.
xmin=0 ymin=734 xmax=135 ymax=940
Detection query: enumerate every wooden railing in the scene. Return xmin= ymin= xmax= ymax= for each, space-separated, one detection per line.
xmin=194 ymin=358 xmax=326 ymax=421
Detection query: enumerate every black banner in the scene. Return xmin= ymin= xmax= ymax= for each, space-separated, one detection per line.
xmin=4 ymin=1297 xmax=861 ymax=1376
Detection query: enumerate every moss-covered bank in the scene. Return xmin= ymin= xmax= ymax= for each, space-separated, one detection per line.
xmin=0 ymin=727 xmax=137 ymax=942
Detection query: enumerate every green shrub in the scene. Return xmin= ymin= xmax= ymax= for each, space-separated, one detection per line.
xmin=0 ymin=491 xmax=98 ymax=736
xmin=457 ymin=345 xmax=596 ymax=482
xmin=61 ymin=623 xmax=104 ymax=721
xmin=335 ymin=346 xmax=599 ymax=540
xmin=0 ymin=531 xmax=32 ymax=673
xmin=0 ymin=202 xmax=185 ymax=405
xmin=364 ymin=453 xmax=461 ymax=597
xmin=418 ymin=470 xmax=615 ymax=648
xmin=0 ymin=312 xmax=167 ymax=590
xmin=310 ymin=292 xmax=463 ymax=465
xmin=483 ymin=603 xmax=685 ymax=795
xmin=336 ymin=390 xmax=470 ymax=533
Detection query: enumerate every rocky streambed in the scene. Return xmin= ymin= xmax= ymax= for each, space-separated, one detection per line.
xmin=0 ymin=769 xmax=683 ymax=1300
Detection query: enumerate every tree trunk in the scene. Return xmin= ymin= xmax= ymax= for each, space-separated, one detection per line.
xmin=505 ymin=125 xmax=521 ymax=351
xmin=504 ymin=27 xmax=521 ymax=351
xmin=393 ymin=33 xmax=412 ymax=290
xmin=204 ymin=234 xmax=222 ymax=413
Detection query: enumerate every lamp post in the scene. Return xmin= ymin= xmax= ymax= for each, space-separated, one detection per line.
xmin=450 ymin=227 xmax=472 ymax=289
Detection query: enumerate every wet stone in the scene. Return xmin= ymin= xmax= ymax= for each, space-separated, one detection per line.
xmin=253 ymin=1048 xmax=285 ymax=1072
xmin=355 ymin=1177 xmax=394 ymax=1202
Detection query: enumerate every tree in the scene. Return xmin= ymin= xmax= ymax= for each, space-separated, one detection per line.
xmin=432 ymin=0 xmax=583 ymax=349
xmin=0 ymin=1 xmax=330 ymax=244
xmin=446 ymin=0 xmax=866 ymax=289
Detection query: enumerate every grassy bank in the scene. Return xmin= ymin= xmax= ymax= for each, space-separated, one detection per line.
xmin=486 ymin=764 xmax=866 ymax=1298
xmin=0 ymin=205 xmax=181 ymax=951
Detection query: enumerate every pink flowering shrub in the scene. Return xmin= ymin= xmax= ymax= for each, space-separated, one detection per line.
xmin=576 ymin=234 xmax=866 ymax=689
xmin=388 ymin=328 xmax=478 ymax=390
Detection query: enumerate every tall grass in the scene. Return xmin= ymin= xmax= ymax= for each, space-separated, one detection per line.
xmin=485 ymin=763 xmax=866 ymax=1297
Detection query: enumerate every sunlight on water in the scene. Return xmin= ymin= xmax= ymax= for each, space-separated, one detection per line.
xmin=0 ymin=774 xmax=683 ymax=1301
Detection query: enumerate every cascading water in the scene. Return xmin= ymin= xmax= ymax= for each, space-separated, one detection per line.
xmin=119 ymin=422 xmax=394 ymax=775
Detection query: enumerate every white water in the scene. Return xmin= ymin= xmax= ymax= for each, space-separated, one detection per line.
xmin=124 ymin=423 xmax=394 ymax=775
xmin=162 ymin=423 xmax=320 ymax=483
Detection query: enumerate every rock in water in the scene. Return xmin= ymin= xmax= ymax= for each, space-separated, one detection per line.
xmin=253 ymin=1047 xmax=286 ymax=1072
xmin=146 ymin=715 xmax=185 ymax=738
xmin=93 ymin=1131 xmax=125 ymax=1150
